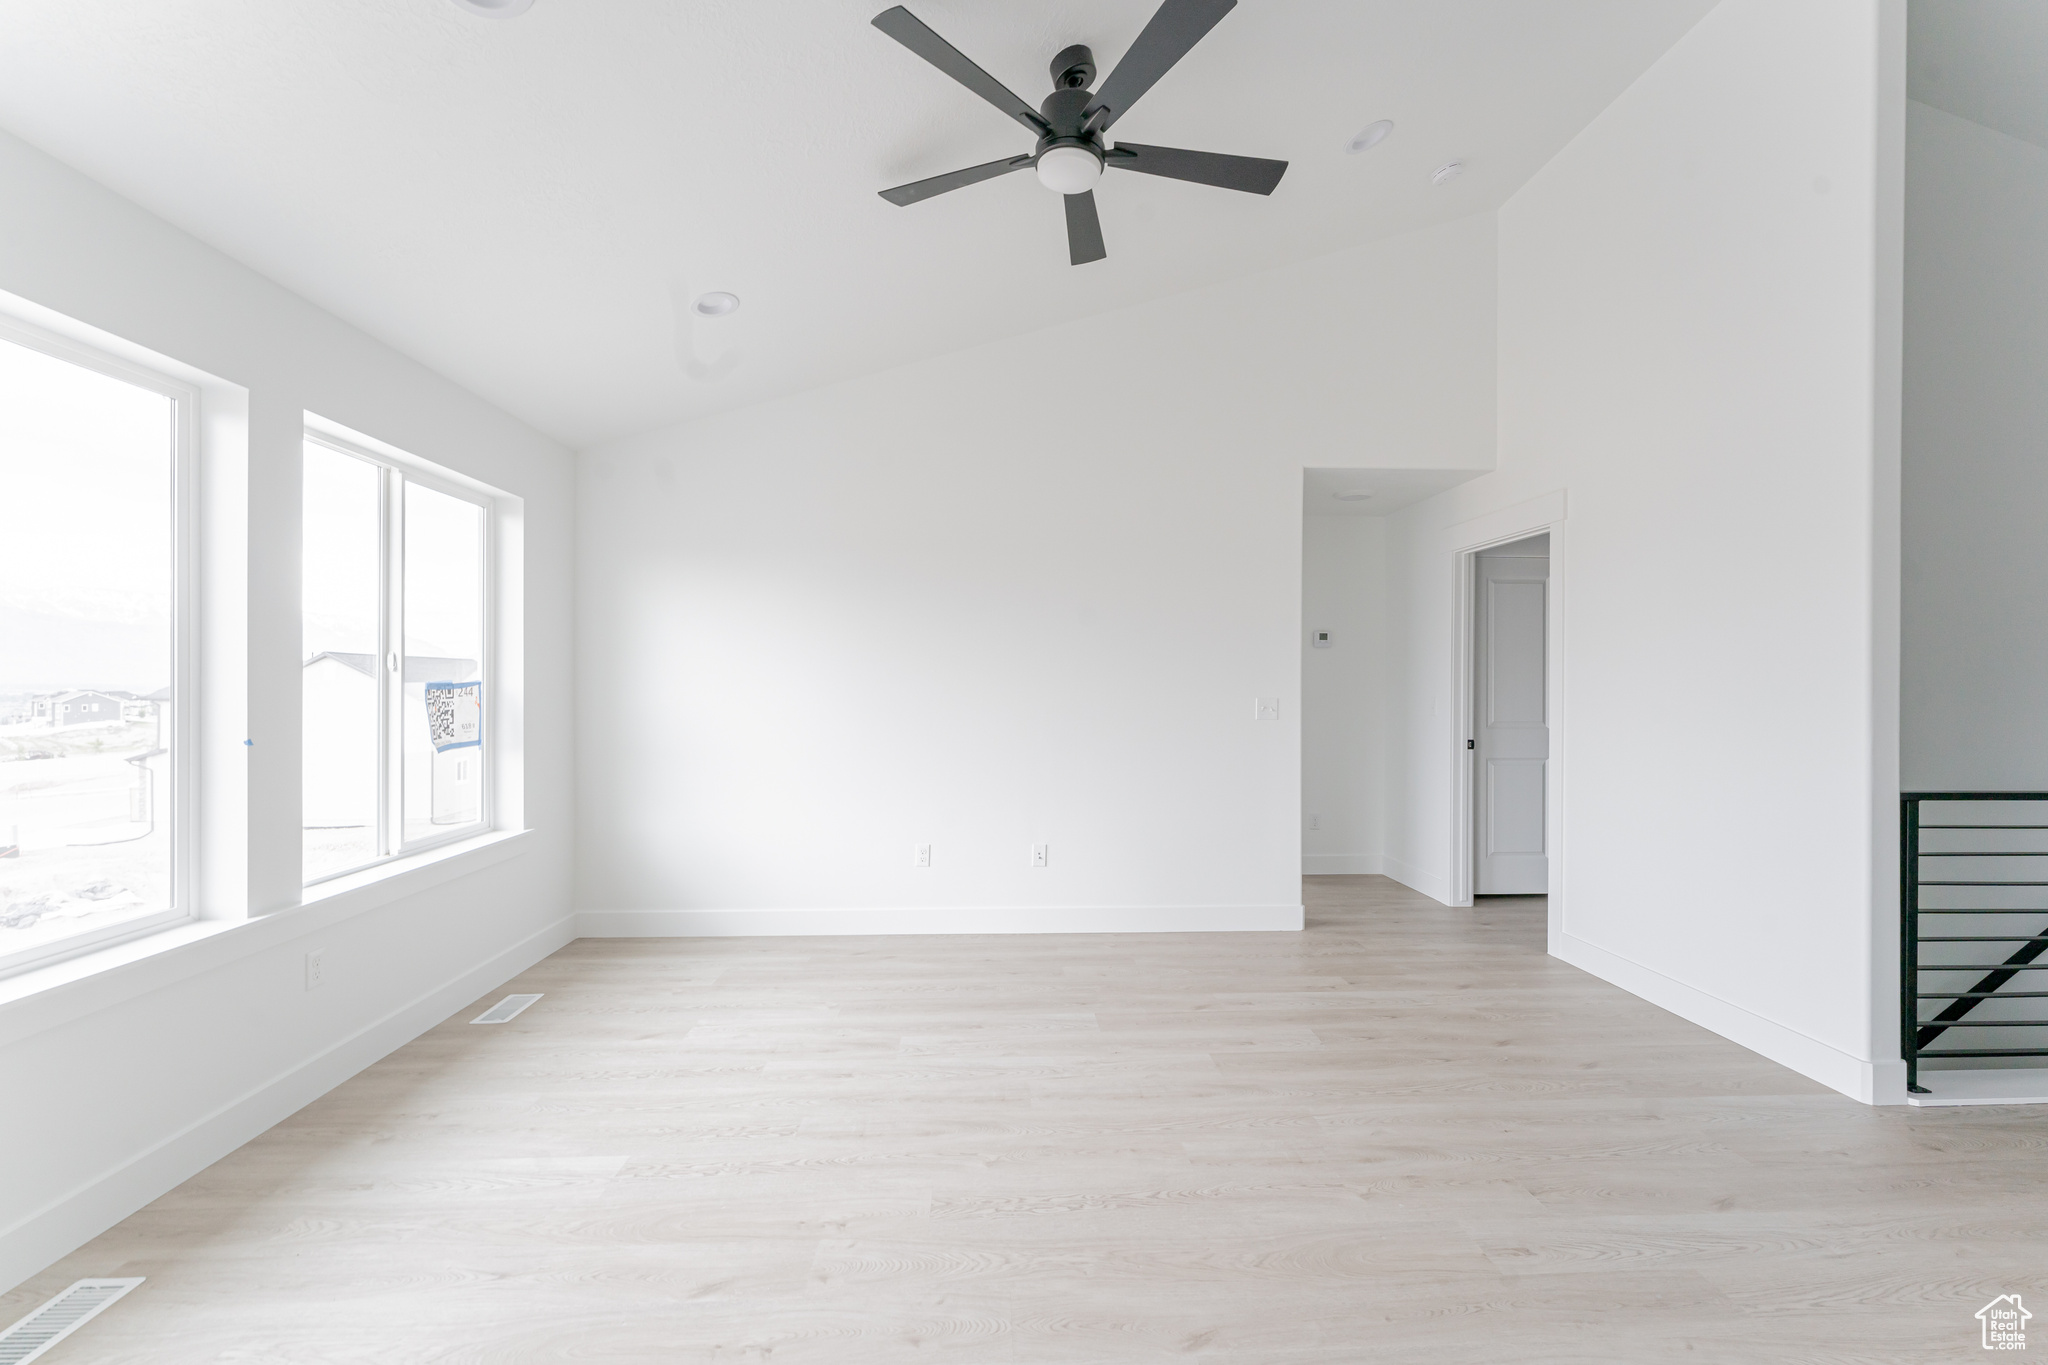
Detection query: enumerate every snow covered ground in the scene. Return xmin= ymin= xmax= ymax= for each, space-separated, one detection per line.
xmin=0 ymin=716 xmax=170 ymax=959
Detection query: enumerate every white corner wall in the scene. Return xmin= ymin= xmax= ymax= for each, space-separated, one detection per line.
xmin=1381 ymin=0 xmax=1906 ymax=1102
xmin=1302 ymin=514 xmax=1388 ymax=875
xmin=0 ymin=128 xmax=576 ymax=1292
xmin=1901 ymin=101 xmax=2048 ymax=789
xmin=576 ymin=215 xmax=1497 ymax=935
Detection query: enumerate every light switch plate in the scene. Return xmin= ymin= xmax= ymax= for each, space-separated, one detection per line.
xmin=1253 ymin=697 xmax=1280 ymax=721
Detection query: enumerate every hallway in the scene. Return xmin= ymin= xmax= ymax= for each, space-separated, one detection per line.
xmin=8 ymin=877 xmax=2041 ymax=1362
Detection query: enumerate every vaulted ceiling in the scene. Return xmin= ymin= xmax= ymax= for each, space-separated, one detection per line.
xmin=1911 ymin=0 xmax=2048 ymax=153
xmin=0 ymin=0 xmax=1714 ymax=446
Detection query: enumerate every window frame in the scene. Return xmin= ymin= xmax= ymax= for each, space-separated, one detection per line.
xmin=0 ymin=315 xmax=199 ymax=979
xmin=302 ymin=430 xmax=496 ymax=888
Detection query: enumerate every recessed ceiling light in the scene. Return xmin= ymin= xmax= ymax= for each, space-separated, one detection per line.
xmin=1333 ymin=489 xmax=1375 ymax=502
xmin=450 ymin=0 xmax=534 ymax=14
xmin=692 ymin=292 xmax=740 ymax=317
xmin=1431 ymin=161 xmax=1465 ymax=186
xmin=1347 ymin=121 xmax=1395 ymax=154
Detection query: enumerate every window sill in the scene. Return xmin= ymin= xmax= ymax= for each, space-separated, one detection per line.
xmin=299 ymin=827 xmax=530 ymax=917
xmin=0 ymin=828 xmax=532 ymax=1048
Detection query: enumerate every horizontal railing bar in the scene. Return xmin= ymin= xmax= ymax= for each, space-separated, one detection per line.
xmin=1916 ymin=1048 xmax=2048 ymax=1057
xmin=1919 ymin=963 xmax=2048 ymax=971
xmin=1923 ymin=936 xmax=2048 ymax=943
xmin=1920 ymin=825 xmax=2048 ymax=830
xmin=1912 ymin=909 xmax=2048 ymax=914
xmin=1905 ymin=791 xmax=2048 ymax=800
xmin=1916 ymin=986 xmax=2048 ymax=998
xmin=1918 ymin=881 xmax=2048 ymax=886
xmin=1919 ymin=852 xmax=2048 ymax=856
xmin=1906 ymin=1019 xmax=2048 ymax=1027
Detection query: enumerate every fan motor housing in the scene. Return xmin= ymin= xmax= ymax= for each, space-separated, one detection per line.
xmin=1038 ymin=87 xmax=1098 ymax=141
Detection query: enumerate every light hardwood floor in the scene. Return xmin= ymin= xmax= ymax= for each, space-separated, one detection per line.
xmin=9 ymin=876 xmax=2046 ymax=1362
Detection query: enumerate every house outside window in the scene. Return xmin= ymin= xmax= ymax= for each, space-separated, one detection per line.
xmin=303 ymin=432 xmax=495 ymax=885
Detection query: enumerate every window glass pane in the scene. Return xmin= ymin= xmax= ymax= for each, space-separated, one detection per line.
xmin=0 ymin=336 xmax=174 ymax=959
xmin=402 ymin=481 xmax=483 ymax=844
xmin=302 ymin=445 xmax=381 ymax=881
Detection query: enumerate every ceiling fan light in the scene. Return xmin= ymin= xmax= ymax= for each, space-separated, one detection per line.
xmin=692 ymin=292 xmax=740 ymax=317
xmin=1036 ymin=145 xmax=1103 ymax=195
xmin=449 ymin=0 xmax=535 ymax=15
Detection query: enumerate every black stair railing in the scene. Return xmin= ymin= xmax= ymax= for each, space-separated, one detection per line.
xmin=1902 ymin=792 xmax=2048 ymax=1094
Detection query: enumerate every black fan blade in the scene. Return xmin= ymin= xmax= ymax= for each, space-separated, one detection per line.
xmin=1064 ymin=190 xmax=1106 ymax=265
xmin=880 ymin=155 xmax=1033 ymax=206
xmin=1105 ymin=142 xmax=1286 ymax=195
xmin=872 ymin=7 xmax=1049 ymax=136
xmin=1086 ymin=0 xmax=1236 ymax=132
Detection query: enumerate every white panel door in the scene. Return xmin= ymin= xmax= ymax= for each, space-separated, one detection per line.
xmin=1474 ymin=545 xmax=1549 ymax=894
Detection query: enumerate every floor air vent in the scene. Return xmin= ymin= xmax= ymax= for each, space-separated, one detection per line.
xmin=472 ymin=993 xmax=542 ymax=1024
xmin=0 ymin=1278 xmax=143 ymax=1364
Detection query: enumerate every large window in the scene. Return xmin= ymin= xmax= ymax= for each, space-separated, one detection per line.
xmin=303 ymin=435 xmax=489 ymax=883
xmin=0 ymin=328 xmax=187 ymax=973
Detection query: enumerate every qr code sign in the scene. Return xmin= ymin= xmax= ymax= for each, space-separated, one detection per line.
xmin=424 ymin=681 xmax=482 ymax=752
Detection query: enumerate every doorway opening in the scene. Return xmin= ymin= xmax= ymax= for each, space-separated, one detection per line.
xmin=1467 ymin=533 xmax=1549 ymax=897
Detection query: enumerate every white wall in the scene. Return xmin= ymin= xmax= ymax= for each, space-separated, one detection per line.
xmin=1379 ymin=0 xmax=1906 ymax=1102
xmin=1901 ymin=101 xmax=2048 ymax=788
xmin=1301 ymin=514 xmax=1387 ymax=874
xmin=0 ymin=128 xmax=576 ymax=1291
xmin=576 ymin=215 xmax=1497 ymax=934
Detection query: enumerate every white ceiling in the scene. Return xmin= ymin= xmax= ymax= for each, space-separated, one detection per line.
xmin=1303 ymin=466 xmax=1484 ymax=518
xmin=1910 ymin=0 xmax=2048 ymax=153
xmin=0 ymin=0 xmax=1713 ymax=447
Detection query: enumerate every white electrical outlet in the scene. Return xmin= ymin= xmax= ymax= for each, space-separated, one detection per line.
xmin=914 ymin=844 xmax=931 ymax=868
xmin=305 ymin=948 xmax=326 ymax=991
xmin=1031 ymin=844 xmax=1048 ymax=867
xmin=1308 ymin=813 xmax=1321 ymax=830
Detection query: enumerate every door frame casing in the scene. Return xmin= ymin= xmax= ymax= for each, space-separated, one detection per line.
xmin=1445 ymin=493 xmax=1566 ymax=923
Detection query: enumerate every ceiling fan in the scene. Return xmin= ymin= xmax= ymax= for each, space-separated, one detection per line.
xmin=871 ymin=0 xmax=1287 ymax=265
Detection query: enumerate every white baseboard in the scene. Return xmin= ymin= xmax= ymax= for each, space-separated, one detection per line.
xmin=1380 ymin=854 xmax=1453 ymax=905
xmin=1551 ymin=929 xmax=1896 ymax=1105
xmin=0 ymin=912 xmax=578 ymax=1295
xmin=579 ymin=903 xmax=1305 ymax=937
xmin=1302 ymin=854 xmax=1383 ymax=875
